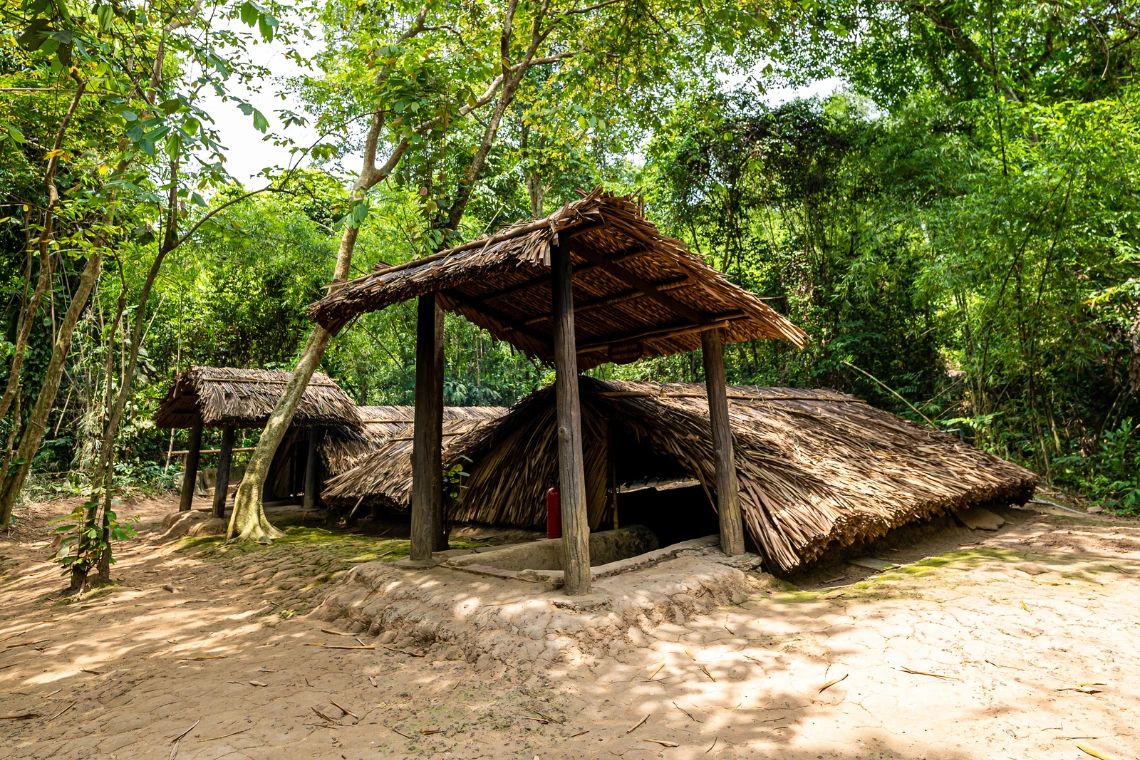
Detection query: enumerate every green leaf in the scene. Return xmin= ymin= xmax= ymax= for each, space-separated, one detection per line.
xmin=239 ymin=1 xmax=258 ymax=26
xmin=159 ymin=98 xmax=182 ymax=115
xmin=96 ymin=4 xmax=114 ymax=32
xmin=17 ymin=18 xmax=51 ymax=50
xmin=258 ymin=14 xmax=277 ymax=41
xmin=121 ymin=110 xmax=138 ymax=121
xmin=251 ymin=108 xmax=268 ymax=133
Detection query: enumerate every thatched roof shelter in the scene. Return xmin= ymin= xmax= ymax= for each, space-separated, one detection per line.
xmin=154 ymin=366 xmax=363 ymax=431
xmin=321 ymin=406 xmax=508 ymax=508
xmin=444 ymin=378 xmax=1037 ymax=573
xmin=307 ymin=189 xmax=808 ymax=370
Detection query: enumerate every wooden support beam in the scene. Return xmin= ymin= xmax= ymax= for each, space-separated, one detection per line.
xmin=410 ymin=294 xmax=445 ymax=562
xmin=303 ymin=429 xmax=321 ymax=511
xmin=552 ymin=240 xmax=591 ymax=595
xmin=441 ymin=288 xmax=551 ymax=349
xmin=575 ymin=314 xmax=746 ymax=355
xmin=521 ymin=276 xmax=691 ymax=327
xmin=179 ymin=415 xmax=203 ymax=511
xmin=569 ymin=243 xmax=705 ymax=324
xmin=212 ymin=425 xmax=235 ymax=520
xmin=702 ymin=328 xmax=745 ymax=557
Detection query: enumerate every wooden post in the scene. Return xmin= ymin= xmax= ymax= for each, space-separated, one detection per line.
xmin=179 ymin=415 xmax=203 ymax=511
xmin=409 ymin=294 xmax=444 ymax=562
xmin=702 ymin=328 xmax=745 ymax=556
xmin=212 ymin=425 xmax=234 ymax=519
xmin=552 ymin=240 xmax=591 ymax=595
xmin=303 ymin=428 xmax=321 ymax=510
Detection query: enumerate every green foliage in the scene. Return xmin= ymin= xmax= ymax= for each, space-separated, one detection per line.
xmin=1055 ymin=420 xmax=1140 ymax=514
xmin=49 ymin=502 xmax=137 ymax=576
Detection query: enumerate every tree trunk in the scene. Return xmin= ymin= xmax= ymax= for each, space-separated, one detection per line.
xmin=0 ymin=250 xmax=103 ymax=526
xmin=227 ymin=326 xmax=333 ymax=541
xmin=551 ymin=240 xmax=590 ymax=595
xmin=702 ymin=328 xmax=745 ymax=557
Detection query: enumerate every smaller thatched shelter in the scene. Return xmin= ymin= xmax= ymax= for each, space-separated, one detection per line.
xmin=155 ymin=366 xmax=363 ymax=430
xmin=444 ymin=378 xmax=1037 ymax=573
xmin=321 ymin=406 xmax=508 ymax=511
xmin=154 ymin=366 xmax=364 ymax=515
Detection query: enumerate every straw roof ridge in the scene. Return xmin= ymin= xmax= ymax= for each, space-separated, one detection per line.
xmin=446 ymin=377 xmax=1037 ymax=573
xmin=320 ymin=405 xmax=508 ymax=482
xmin=307 ymin=190 xmax=809 ymax=370
xmin=154 ymin=366 xmax=364 ymax=431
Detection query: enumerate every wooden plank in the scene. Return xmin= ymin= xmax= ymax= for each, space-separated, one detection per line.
xmin=569 ymin=242 xmax=705 ymax=324
xmin=410 ymin=294 xmax=445 ymax=561
xmin=303 ymin=429 xmax=321 ymax=510
xmin=212 ymin=425 xmax=235 ymax=519
xmin=552 ymin=240 xmax=591 ymax=595
xmin=179 ymin=415 xmax=203 ymax=512
xmin=171 ymin=446 xmax=258 ymax=456
xmin=702 ymin=329 xmax=745 ymax=556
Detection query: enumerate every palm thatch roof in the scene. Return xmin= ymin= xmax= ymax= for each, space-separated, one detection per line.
xmin=445 ymin=378 xmax=1037 ymax=573
xmin=320 ymin=406 xmax=509 ymax=505
xmin=321 ymin=407 xmax=508 ymax=478
xmin=307 ymin=189 xmax=808 ymax=370
xmin=154 ymin=366 xmax=363 ymax=431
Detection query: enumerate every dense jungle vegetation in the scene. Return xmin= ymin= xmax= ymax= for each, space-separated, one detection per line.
xmin=3 ymin=0 xmax=1140 ymax=538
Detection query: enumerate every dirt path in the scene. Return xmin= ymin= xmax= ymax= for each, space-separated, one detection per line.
xmin=1 ymin=496 xmax=1139 ymax=760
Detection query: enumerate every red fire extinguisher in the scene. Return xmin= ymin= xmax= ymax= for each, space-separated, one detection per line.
xmin=546 ymin=484 xmax=562 ymax=539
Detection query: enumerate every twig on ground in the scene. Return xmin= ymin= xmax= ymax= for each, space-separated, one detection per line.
xmin=627 ymin=715 xmax=649 ymax=733
xmin=197 ymin=726 xmax=251 ymax=742
xmin=330 ymin=699 xmax=358 ymax=719
xmin=673 ymin=701 xmax=701 ymax=723
xmin=900 ymin=666 xmax=958 ymax=681
xmin=818 ymin=673 xmax=848 ymax=693
xmin=311 ymin=706 xmax=339 ymax=723
xmin=48 ymin=701 xmax=76 ymax=721
xmin=171 ymin=720 xmax=199 ymax=743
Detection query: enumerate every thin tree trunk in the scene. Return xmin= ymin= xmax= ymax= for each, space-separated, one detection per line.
xmin=0 ymin=79 xmax=86 ymax=425
xmin=0 ymin=250 xmax=103 ymax=526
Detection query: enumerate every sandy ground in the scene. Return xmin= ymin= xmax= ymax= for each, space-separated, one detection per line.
xmin=1 ymin=495 xmax=1139 ymax=760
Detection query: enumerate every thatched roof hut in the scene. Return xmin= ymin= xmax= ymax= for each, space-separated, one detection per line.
xmin=307 ymin=189 xmax=808 ymax=370
xmin=321 ymin=406 xmax=508 ymax=509
xmin=154 ymin=366 xmax=363 ymax=431
xmin=445 ymin=378 xmax=1037 ymax=573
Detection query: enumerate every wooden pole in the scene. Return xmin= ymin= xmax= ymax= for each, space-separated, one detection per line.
xmin=552 ymin=240 xmax=591 ymax=595
xmin=410 ymin=294 xmax=444 ymax=562
xmin=303 ymin=428 xmax=321 ymax=511
xmin=213 ymin=425 xmax=234 ymax=519
xmin=702 ymin=328 xmax=745 ymax=556
xmin=178 ymin=415 xmax=203 ymax=511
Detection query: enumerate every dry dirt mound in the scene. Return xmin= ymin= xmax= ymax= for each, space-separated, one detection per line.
xmin=316 ymin=547 xmax=771 ymax=672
